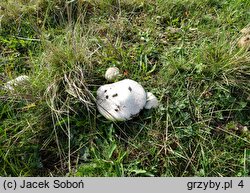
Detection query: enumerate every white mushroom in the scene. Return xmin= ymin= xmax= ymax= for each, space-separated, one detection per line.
xmin=240 ymin=27 xmax=250 ymax=34
xmin=238 ymin=35 xmax=250 ymax=49
xmin=96 ymin=79 xmax=158 ymax=121
xmin=97 ymin=79 xmax=147 ymax=121
xmin=3 ymin=75 xmax=29 ymax=91
xmin=144 ymin=92 xmax=159 ymax=109
xmin=105 ymin=67 xmax=120 ymax=81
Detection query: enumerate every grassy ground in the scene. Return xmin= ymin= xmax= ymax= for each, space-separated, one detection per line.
xmin=0 ymin=0 xmax=250 ymax=177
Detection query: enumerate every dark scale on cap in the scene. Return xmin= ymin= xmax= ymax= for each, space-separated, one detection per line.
xmin=106 ymin=95 xmax=109 ymax=99
xmin=115 ymin=109 xmax=119 ymax=112
xmin=104 ymin=90 xmax=107 ymax=93
xmin=112 ymin=93 xmax=118 ymax=97
xmin=128 ymin=86 xmax=132 ymax=92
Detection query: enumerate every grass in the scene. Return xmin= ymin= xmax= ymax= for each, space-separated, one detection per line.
xmin=0 ymin=0 xmax=249 ymax=177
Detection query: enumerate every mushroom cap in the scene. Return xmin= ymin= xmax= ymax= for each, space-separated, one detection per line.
xmin=238 ymin=35 xmax=250 ymax=49
xmin=105 ymin=67 xmax=120 ymax=81
xmin=4 ymin=75 xmax=29 ymax=91
xmin=240 ymin=27 xmax=250 ymax=34
xmin=97 ymin=79 xmax=147 ymax=121
xmin=144 ymin=92 xmax=159 ymax=109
